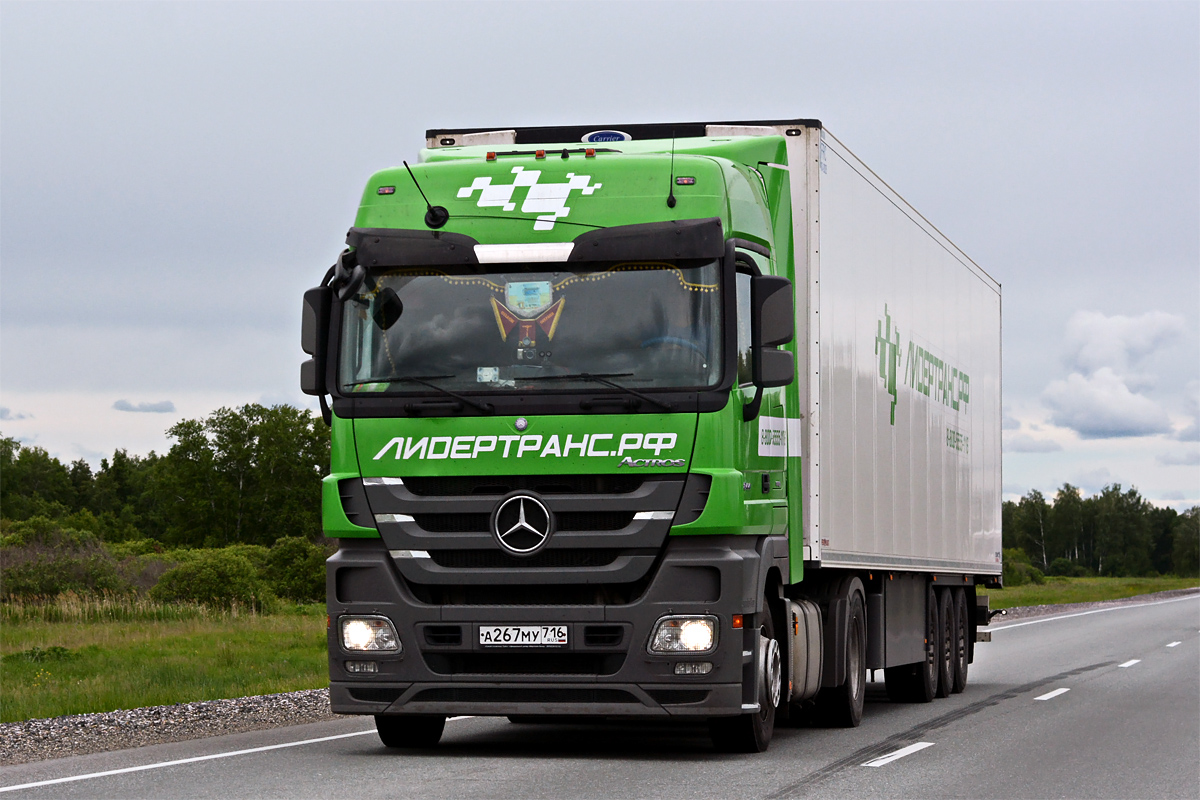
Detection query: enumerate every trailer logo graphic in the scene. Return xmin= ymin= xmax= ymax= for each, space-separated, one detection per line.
xmin=457 ymin=166 xmax=602 ymax=231
xmin=875 ymin=305 xmax=901 ymax=424
xmin=875 ymin=305 xmax=971 ymax=425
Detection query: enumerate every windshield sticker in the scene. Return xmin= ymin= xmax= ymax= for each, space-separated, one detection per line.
xmin=351 ymin=382 xmax=388 ymax=392
xmin=477 ymin=367 xmax=500 ymax=383
xmin=506 ymin=281 xmax=553 ymax=317
xmin=456 ymin=166 xmax=602 ymax=231
xmin=372 ymin=432 xmax=678 ymax=461
xmin=490 ymin=296 xmax=564 ymax=347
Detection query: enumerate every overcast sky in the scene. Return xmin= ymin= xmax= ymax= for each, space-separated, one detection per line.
xmin=1 ymin=1 xmax=1197 ymax=508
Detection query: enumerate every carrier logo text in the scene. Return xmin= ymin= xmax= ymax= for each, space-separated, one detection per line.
xmin=372 ymin=432 xmax=678 ymax=461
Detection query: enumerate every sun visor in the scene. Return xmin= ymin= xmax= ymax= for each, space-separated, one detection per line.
xmin=346 ymin=228 xmax=480 ymax=267
xmin=568 ymin=218 xmax=725 ymax=262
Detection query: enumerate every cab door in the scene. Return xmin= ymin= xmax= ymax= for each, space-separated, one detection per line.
xmin=734 ymin=249 xmax=788 ymax=536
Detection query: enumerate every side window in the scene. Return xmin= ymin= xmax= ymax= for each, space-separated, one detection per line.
xmin=736 ymin=271 xmax=753 ymax=386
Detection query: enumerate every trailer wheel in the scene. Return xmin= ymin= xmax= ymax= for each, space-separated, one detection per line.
xmin=935 ymin=589 xmax=954 ymax=699
xmin=884 ymin=582 xmax=938 ymax=703
xmin=709 ymin=606 xmax=779 ymax=753
xmin=814 ymin=589 xmax=867 ymax=727
xmin=375 ymin=714 xmax=445 ymax=748
xmin=952 ymin=588 xmax=969 ymax=693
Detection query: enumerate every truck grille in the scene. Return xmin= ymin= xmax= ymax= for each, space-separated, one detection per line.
xmin=413 ymin=511 xmax=635 ymax=533
xmin=428 ymin=549 xmax=619 ymax=569
xmin=403 ymin=474 xmax=649 ymax=496
xmin=361 ymin=474 xmax=687 ymax=595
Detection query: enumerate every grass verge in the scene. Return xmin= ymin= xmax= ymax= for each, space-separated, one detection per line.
xmin=1 ymin=600 xmax=327 ymax=723
xmin=979 ymin=576 xmax=1199 ymax=610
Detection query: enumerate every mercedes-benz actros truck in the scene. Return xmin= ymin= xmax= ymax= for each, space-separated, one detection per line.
xmin=301 ymin=119 xmax=1002 ymax=753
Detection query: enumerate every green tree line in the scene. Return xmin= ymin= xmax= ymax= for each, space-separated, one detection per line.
xmin=1003 ymin=484 xmax=1198 ymax=579
xmin=1 ymin=404 xmax=328 ymax=547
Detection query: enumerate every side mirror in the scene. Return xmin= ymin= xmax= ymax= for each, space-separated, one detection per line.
xmin=751 ymin=275 xmax=795 ymax=388
xmin=301 ymin=286 xmax=331 ymax=396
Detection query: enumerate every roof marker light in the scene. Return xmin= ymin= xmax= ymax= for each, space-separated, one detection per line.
xmin=377 ymin=186 xmax=396 ymax=195
xmin=486 ymin=152 xmax=496 ymax=161
xmin=535 ymin=150 xmax=546 ymax=159
xmin=585 ymin=148 xmax=596 ymax=157
xmin=675 ymin=177 xmax=696 ymax=185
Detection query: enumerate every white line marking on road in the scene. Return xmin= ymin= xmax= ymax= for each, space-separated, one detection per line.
xmin=861 ymin=742 xmax=935 ymax=767
xmin=1118 ymin=659 xmax=1141 ymax=668
xmin=990 ymin=594 xmax=1199 ymax=631
xmin=1166 ymin=641 xmax=1182 ymax=647
xmin=0 ymin=729 xmax=378 ymax=794
xmin=1034 ymin=687 xmax=1070 ymax=701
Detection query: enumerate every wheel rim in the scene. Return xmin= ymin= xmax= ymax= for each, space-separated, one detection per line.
xmin=925 ymin=601 xmax=938 ymax=683
xmin=848 ymin=614 xmax=863 ymax=702
xmin=760 ymin=635 xmax=782 ymax=713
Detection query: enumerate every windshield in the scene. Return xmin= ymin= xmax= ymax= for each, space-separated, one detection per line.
xmin=337 ymin=259 xmax=723 ymax=394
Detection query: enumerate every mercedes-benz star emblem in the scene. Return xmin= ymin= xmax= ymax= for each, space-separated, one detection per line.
xmin=491 ymin=493 xmax=553 ymax=555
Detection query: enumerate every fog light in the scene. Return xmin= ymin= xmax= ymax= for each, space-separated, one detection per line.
xmin=345 ymin=660 xmax=378 ymax=674
xmin=340 ymin=616 xmax=400 ymax=652
xmin=675 ymin=661 xmax=713 ymax=675
xmin=648 ymin=615 xmax=718 ymax=654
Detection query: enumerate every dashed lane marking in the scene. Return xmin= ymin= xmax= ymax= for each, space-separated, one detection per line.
xmin=1166 ymin=641 xmax=1182 ymax=647
xmin=1034 ymin=687 xmax=1071 ymax=701
xmin=1118 ymin=659 xmax=1141 ymax=668
xmin=861 ymin=742 xmax=935 ymax=767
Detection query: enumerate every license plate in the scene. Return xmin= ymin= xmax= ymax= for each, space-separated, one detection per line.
xmin=479 ymin=625 xmax=569 ymax=648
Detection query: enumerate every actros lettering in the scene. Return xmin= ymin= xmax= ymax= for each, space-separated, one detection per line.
xmin=372 ymin=432 xmax=679 ymax=461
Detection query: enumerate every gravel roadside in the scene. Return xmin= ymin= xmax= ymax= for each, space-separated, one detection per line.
xmin=3 ymin=587 xmax=1197 ymax=766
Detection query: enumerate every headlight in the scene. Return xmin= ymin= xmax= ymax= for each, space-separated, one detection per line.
xmin=340 ymin=615 xmax=401 ymax=652
xmin=648 ymin=615 xmax=718 ymax=654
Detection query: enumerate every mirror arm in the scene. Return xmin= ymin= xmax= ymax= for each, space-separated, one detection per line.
xmin=743 ymin=386 xmax=764 ymax=421
xmin=318 ymin=395 xmax=332 ymax=427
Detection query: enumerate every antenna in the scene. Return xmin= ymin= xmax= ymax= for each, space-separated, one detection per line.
xmin=403 ymin=160 xmax=449 ymax=229
xmin=666 ymin=130 xmax=677 ymax=208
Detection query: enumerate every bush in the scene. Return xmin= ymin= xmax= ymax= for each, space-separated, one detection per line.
xmin=1044 ymin=558 xmax=1089 ymax=577
xmin=0 ymin=517 xmax=131 ymax=599
xmin=1002 ymin=549 xmax=1045 ymax=587
xmin=149 ymin=550 xmax=272 ymax=610
xmin=266 ymin=537 xmax=326 ymax=602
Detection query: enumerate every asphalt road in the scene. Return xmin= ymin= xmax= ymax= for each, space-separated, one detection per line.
xmin=2 ymin=595 xmax=1197 ymax=799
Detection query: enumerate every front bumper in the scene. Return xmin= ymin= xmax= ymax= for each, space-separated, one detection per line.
xmin=327 ymin=535 xmax=772 ymax=718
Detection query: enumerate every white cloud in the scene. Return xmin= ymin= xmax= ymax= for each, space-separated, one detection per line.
xmin=1005 ymin=432 xmax=1063 ymax=453
xmin=1002 ymin=407 xmax=1020 ymax=430
xmin=0 ymin=407 xmax=31 ymax=421
xmin=1064 ymin=310 xmax=1185 ymax=385
xmin=113 ymin=399 xmax=177 ymax=413
xmin=1044 ymin=368 xmax=1172 ymax=439
xmin=1071 ymin=466 xmax=1116 ymax=493
xmin=1157 ymin=450 xmax=1200 ymax=466
xmin=1177 ymin=381 xmax=1200 ymax=441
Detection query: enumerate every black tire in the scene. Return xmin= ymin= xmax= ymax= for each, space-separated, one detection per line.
xmin=375 ymin=714 xmax=446 ymax=748
xmin=814 ymin=589 xmax=866 ymax=727
xmin=935 ymin=588 xmax=954 ymax=699
xmin=709 ymin=605 xmax=779 ymax=753
xmin=885 ymin=583 xmax=937 ymax=703
xmin=952 ymin=587 xmax=969 ymax=694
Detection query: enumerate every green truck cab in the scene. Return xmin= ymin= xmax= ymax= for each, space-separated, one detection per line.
xmin=302 ymin=121 xmax=1002 ymax=752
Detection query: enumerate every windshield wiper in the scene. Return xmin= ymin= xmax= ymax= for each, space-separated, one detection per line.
xmin=346 ymin=374 xmax=494 ymax=415
xmin=524 ymin=372 xmax=674 ymax=412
